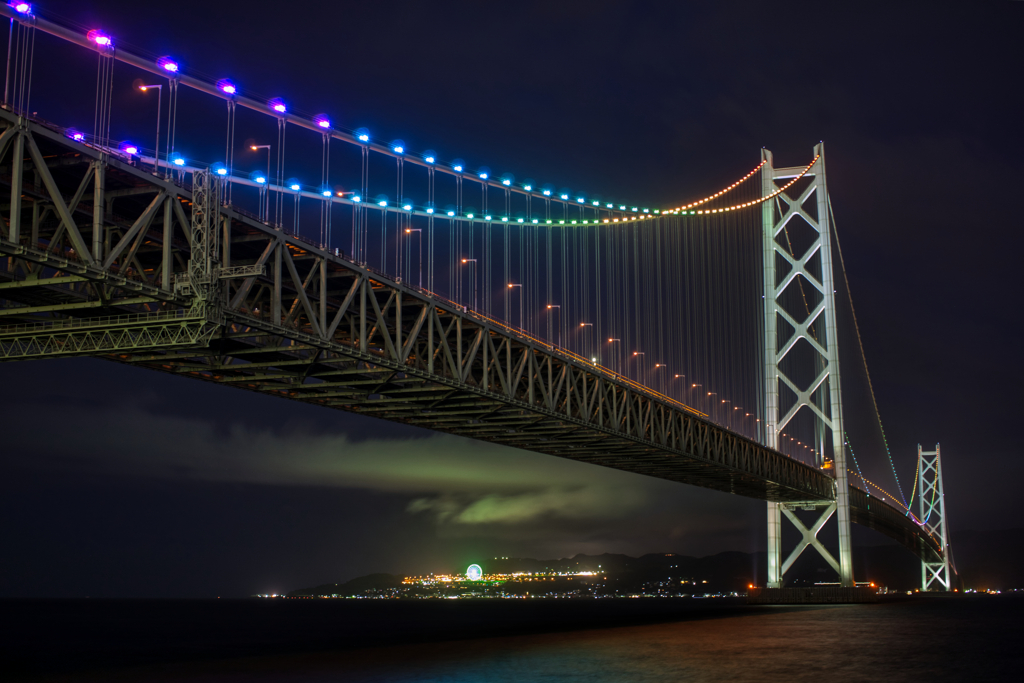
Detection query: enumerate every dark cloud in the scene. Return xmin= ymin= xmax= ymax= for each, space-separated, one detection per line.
xmin=3 ymin=385 xmax=740 ymax=536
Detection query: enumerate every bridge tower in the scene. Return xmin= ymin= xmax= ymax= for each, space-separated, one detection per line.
xmin=761 ymin=143 xmax=854 ymax=588
xmin=918 ymin=444 xmax=952 ymax=591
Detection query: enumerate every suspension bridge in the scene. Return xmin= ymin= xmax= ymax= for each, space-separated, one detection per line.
xmin=0 ymin=3 xmax=955 ymax=594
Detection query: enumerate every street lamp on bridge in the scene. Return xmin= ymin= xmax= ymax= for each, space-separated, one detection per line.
xmin=632 ymin=351 xmax=645 ymax=386
xmin=507 ymin=283 xmax=523 ymax=329
xmin=671 ymin=373 xmax=685 ymax=401
xmin=579 ymin=322 xmax=593 ymax=361
xmin=653 ymin=363 xmax=666 ymax=393
xmin=607 ymin=338 xmax=621 ymax=373
xmin=546 ymin=305 xmax=560 ymax=346
xmin=135 ymin=81 xmax=163 ymax=177
xmin=461 ymin=259 xmax=478 ymax=311
xmin=250 ymin=143 xmax=272 ymax=222
xmin=406 ymin=229 xmax=422 ymax=287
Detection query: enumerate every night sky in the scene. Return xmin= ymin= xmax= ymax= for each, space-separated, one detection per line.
xmin=1 ymin=0 xmax=1021 ymax=598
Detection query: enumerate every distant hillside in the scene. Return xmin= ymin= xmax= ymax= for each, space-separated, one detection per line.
xmin=287 ymin=573 xmax=403 ymax=598
xmin=286 ymin=531 xmax=1022 ymax=597
xmin=287 ymin=547 xmax=919 ymax=597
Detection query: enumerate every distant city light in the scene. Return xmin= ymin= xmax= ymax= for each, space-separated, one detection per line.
xmin=466 ymin=564 xmax=483 ymax=581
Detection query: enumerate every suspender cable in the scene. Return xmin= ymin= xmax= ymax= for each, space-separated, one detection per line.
xmin=322 ymin=132 xmax=331 ymax=247
xmin=225 ymin=100 xmax=235 ymax=202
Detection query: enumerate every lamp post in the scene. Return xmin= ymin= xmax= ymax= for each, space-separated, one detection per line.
xmin=579 ymin=322 xmax=593 ymax=361
xmin=607 ymin=338 xmax=621 ymax=374
xmin=653 ymin=363 xmax=666 ymax=393
xmin=462 ymin=259 xmax=478 ymax=311
xmin=406 ymin=228 xmax=422 ymax=287
xmin=546 ymin=305 xmax=561 ymax=346
xmin=507 ymin=283 xmax=523 ymax=329
xmin=251 ymin=144 xmax=271 ymax=222
xmin=672 ymin=374 xmax=685 ymax=400
xmin=632 ymin=351 xmax=645 ymax=386
xmin=136 ymin=82 xmax=162 ymax=176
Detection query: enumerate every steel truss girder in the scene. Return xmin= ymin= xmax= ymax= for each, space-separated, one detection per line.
xmin=0 ymin=114 xmax=945 ymax=568
xmin=0 ymin=311 xmax=219 ymax=360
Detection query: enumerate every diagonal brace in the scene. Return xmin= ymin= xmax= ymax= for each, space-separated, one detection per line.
xmin=781 ymin=503 xmax=840 ymax=576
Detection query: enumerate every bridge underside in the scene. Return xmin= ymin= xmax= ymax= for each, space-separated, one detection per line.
xmin=0 ymin=111 xmax=944 ymax=566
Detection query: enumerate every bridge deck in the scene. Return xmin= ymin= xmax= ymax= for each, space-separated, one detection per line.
xmin=0 ymin=110 xmax=943 ymax=565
